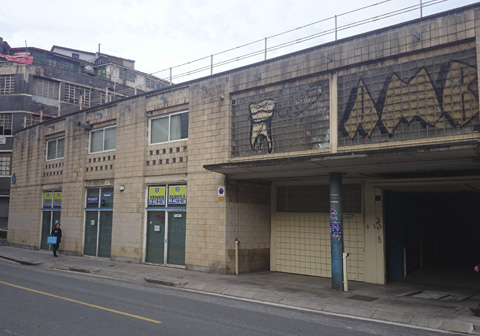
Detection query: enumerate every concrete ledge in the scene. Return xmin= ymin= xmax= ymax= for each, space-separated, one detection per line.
xmin=322 ymin=304 xmax=375 ymax=318
xmin=439 ymin=319 xmax=474 ymax=334
xmin=69 ymin=267 xmax=91 ymax=273
xmin=145 ymin=275 xmax=188 ymax=287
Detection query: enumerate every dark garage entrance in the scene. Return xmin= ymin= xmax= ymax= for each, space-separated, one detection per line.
xmin=386 ymin=190 xmax=480 ymax=289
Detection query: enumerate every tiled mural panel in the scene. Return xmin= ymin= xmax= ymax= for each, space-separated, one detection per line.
xmin=338 ymin=45 xmax=478 ymax=146
xmin=232 ymin=80 xmax=330 ymax=157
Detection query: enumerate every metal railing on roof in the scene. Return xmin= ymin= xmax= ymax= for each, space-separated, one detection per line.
xmin=150 ymin=0 xmax=458 ymax=84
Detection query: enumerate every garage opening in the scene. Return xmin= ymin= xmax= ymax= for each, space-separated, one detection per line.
xmin=385 ymin=190 xmax=480 ymax=290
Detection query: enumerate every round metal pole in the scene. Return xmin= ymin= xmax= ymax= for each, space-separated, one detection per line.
xmin=330 ymin=172 xmax=344 ymax=290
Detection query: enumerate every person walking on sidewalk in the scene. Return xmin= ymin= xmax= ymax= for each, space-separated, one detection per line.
xmin=50 ymin=223 xmax=62 ymax=257
xmin=470 ymin=263 xmax=480 ymax=316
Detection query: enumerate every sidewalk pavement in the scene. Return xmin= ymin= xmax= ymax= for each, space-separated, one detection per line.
xmin=1 ymin=243 xmax=479 ymax=335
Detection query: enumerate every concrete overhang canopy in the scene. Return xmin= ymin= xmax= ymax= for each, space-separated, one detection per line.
xmin=204 ymin=141 xmax=480 ymax=181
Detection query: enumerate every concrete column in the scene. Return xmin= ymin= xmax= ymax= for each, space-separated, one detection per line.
xmin=329 ymin=172 xmax=344 ymax=290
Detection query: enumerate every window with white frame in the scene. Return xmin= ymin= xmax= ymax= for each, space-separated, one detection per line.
xmin=150 ymin=111 xmax=188 ymax=144
xmin=0 ymin=114 xmax=12 ymax=135
xmin=90 ymin=126 xmax=116 ymax=153
xmin=46 ymin=137 xmax=65 ymax=160
xmin=33 ymin=77 xmax=59 ymax=100
xmin=64 ymin=83 xmax=91 ymax=107
xmin=0 ymin=153 xmax=11 ymax=176
xmin=0 ymin=75 xmax=14 ymax=94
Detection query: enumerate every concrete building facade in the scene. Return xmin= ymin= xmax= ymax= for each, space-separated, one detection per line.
xmin=8 ymin=4 xmax=480 ymax=284
xmin=0 ymin=40 xmax=168 ymax=237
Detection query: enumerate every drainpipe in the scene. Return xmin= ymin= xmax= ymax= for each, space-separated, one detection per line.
xmin=343 ymin=252 xmax=349 ymax=291
xmin=235 ymin=239 xmax=239 ymax=275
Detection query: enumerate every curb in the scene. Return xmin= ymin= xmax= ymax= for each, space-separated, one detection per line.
xmin=144 ymin=275 xmax=188 ymax=287
xmin=0 ymin=255 xmax=42 ymax=266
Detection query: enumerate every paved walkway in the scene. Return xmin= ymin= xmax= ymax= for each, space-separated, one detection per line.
xmin=0 ymin=243 xmax=479 ymax=335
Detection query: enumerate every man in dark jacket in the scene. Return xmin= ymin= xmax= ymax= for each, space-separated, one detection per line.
xmin=50 ymin=223 xmax=62 ymax=257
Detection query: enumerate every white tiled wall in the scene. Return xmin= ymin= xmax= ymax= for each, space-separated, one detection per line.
xmin=272 ymin=212 xmax=364 ymax=281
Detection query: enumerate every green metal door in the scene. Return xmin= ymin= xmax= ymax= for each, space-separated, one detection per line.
xmin=146 ymin=211 xmax=165 ymax=264
xmin=167 ymin=212 xmax=186 ymax=266
xmin=98 ymin=211 xmax=112 ymax=258
xmin=40 ymin=211 xmax=52 ymax=250
xmin=84 ymin=212 xmax=98 ymax=256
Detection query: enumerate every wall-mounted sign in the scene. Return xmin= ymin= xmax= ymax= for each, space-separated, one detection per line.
xmin=148 ymin=186 xmax=166 ymax=206
xmin=43 ymin=192 xmax=53 ymax=207
xmin=218 ymin=186 xmax=225 ymax=201
xmin=53 ymin=192 xmax=62 ymax=208
xmin=0 ymin=53 xmax=33 ymax=65
xmin=87 ymin=196 xmax=99 ymax=204
xmin=168 ymin=185 xmax=186 ymax=205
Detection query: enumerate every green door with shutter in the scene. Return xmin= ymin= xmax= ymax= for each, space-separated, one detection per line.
xmin=98 ymin=211 xmax=112 ymax=258
xmin=84 ymin=211 xmax=98 ymax=256
xmin=167 ymin=211 xmax=186 ymax=266
xmin=146 ymin=211 xmax=165 ymax=264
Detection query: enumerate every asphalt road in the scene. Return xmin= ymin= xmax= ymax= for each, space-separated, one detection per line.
xmin=0 ymin=259 xmax=456 ymax=336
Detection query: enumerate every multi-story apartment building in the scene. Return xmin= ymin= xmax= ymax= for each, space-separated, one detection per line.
xmin=0 ymin=38 xmax=169 ymax=236
xmin=7 ymin=4 xmax=480 ymax=286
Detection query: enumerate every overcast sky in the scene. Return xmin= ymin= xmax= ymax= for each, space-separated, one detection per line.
xmin=1 ymin=0 xmax=477 ymax=83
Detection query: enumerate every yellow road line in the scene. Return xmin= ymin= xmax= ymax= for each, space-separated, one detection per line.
xmin=0 ymin=280 xmax=161 ymax=324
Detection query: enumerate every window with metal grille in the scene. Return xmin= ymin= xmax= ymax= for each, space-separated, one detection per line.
xmin=0 ymin=114 xmax=12 ymax=135
xmin=33 ymin=77 xmax=59 ymax=100
xmin=64 ymin=83 xmax=91 ymax=107
xmin=0 ymin=75 xmax=14 ymax=94
xmin=0 ymin=153 xmax=11 ymax=176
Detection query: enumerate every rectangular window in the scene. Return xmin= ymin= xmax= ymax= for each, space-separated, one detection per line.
xmin=146 ymin=78 xmax=162 ymax=90
xmin=86 ymin=187 xmax=113 ymax=208
xmin=150 ymin=111 xmax=188 ymax=144
xmin=46 ymin=137 xmax=65 ymax=160
xmin=0 ymin=114 xmax=13 ymax=135
xmin=148 ymin=184 xmax=186 ymax=208
xmin=0 ymin=75 xmax=14 ymax=94
xmin=0 ymin=153 xmax=11 ymax=176
xmin=64 ymin=83 xmax=91 ymax=107
xmin=119 ymin=68 xmax=136 ymax=81
xmin=33 ymin=77 xmax=59 ymax=100
xmin=72 ymin=53 xmax=80 ymax=59
xmin=43 ymin=191 xmax=62 ymax=209
xmin=90 ymin=126 xmax=116 ymax=153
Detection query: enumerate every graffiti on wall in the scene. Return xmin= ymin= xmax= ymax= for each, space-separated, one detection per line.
xmin=233 ymin=80 xmax=330 ymax=157
xmin=340 ymin=59 xmax=478 ymax=140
